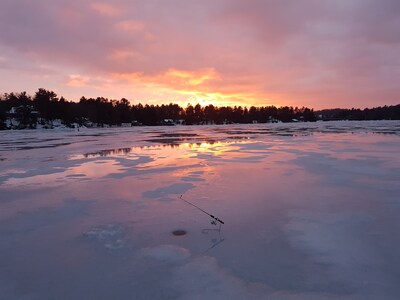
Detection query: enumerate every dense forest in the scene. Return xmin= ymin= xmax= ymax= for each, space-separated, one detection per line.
xmin=0 ymin=89 xmax=399 ymax=129
xmin=316 ymin=106 xmax=400 ymax=121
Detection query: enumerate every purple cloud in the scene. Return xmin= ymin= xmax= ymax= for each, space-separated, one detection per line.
xmin=0 ymin=0 xmax=399 ymax=108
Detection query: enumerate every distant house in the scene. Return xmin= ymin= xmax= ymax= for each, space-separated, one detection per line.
xmin=162 ymin=119 xmax=175 ymax=126
xmin=8 ymin=106 xmax=39 ymax=116
xmin=131 ymin=120 xmax=143 ymax=126
xmin=267 ymin=116 xmax=280 ymax=123
xmin=121 ymin=123 xmax=132 ymax=127
xmin=7 ymin=105 xmax=39 ymax=129
xmin=8 ymin=107 xmax=18 ymax=115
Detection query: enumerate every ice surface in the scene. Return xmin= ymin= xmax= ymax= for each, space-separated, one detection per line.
xmin=0 ymin=121 xmax=400 ymax=299
xmin=142 ymin=244 xmax=191 ymax=262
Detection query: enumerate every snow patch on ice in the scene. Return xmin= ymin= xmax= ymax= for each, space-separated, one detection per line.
xmin=286 ymin=211 xmax=378 ymax=266
xmin=142 ymin=244 xmax=191 ymax=263
xmin=285 ymin=210 xmax=393 ymax=297
xmin=83 ymin=224 xmax=125 ymax=250
xmin=170 ymin=256 xmax=269 ymax=300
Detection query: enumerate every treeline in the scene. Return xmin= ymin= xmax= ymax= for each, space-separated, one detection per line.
xmin=0 ymin=89 xmax=317 ymax=129
xmin=317 ymin=106 xmax=400 ymax=121
xmin=1 ymin=89 xmax=398 ymax=129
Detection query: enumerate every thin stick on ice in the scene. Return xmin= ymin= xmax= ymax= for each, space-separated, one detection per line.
xmin=179 ymin=195 xmax=225 ymax=229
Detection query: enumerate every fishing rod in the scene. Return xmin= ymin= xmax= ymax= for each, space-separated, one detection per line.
xmin=179 ymin=195 xmax=225 ymax=226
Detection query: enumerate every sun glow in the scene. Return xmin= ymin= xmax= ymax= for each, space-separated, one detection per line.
xmin=110 ymin=68 xmax=271 ymax=107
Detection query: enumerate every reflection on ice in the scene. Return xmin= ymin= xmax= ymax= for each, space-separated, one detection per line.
xmin=80 ymin=147 xmax=133 ymax=158
xmin=0 ymin=121 xmax=400 ymax=299
xmin=2 ymin=159 xmax=125 ymax=187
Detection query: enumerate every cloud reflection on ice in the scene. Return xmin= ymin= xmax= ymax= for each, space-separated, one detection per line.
xmin=0 ymin=121 xmax=400 ymax=299
xmin=2 ymin=159 xmax=125 ymax=187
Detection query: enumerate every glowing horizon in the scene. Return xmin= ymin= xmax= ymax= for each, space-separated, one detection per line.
xmin=0 ymin=1 xmax=399 ymax=110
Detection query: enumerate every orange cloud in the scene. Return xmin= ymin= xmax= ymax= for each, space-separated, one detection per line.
xmin=163 ymin=68 xmax=220 ymax=87
xmin=113 ymin=68 xmax=219 ymax=89
xmin=111 ymin=68 xmax=269 ymax=107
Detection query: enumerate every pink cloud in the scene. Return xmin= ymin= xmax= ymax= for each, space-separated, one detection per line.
xmin=90 ymin=2 xmax=122 ymax=17
xmin=115 ymin=20 xmax=145 ymax=32
xmin=65 ymin=75 xmax=91 ymax=88
xmin=0 ymin=0 xmax=399 ymax=108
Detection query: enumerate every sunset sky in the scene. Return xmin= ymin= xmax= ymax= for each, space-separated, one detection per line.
xmin=0 ymin=0 xmax=399 ymax=109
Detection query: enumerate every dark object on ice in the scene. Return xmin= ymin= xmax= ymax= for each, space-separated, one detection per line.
xmin=172 ymin=229 xmax=187 ymax=236
xmin=179 ymin=195 xmax=225 ymax=231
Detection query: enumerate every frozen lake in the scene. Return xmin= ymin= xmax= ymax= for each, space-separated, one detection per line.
xmin=1 ymin=121 xmax=400 ymax=300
